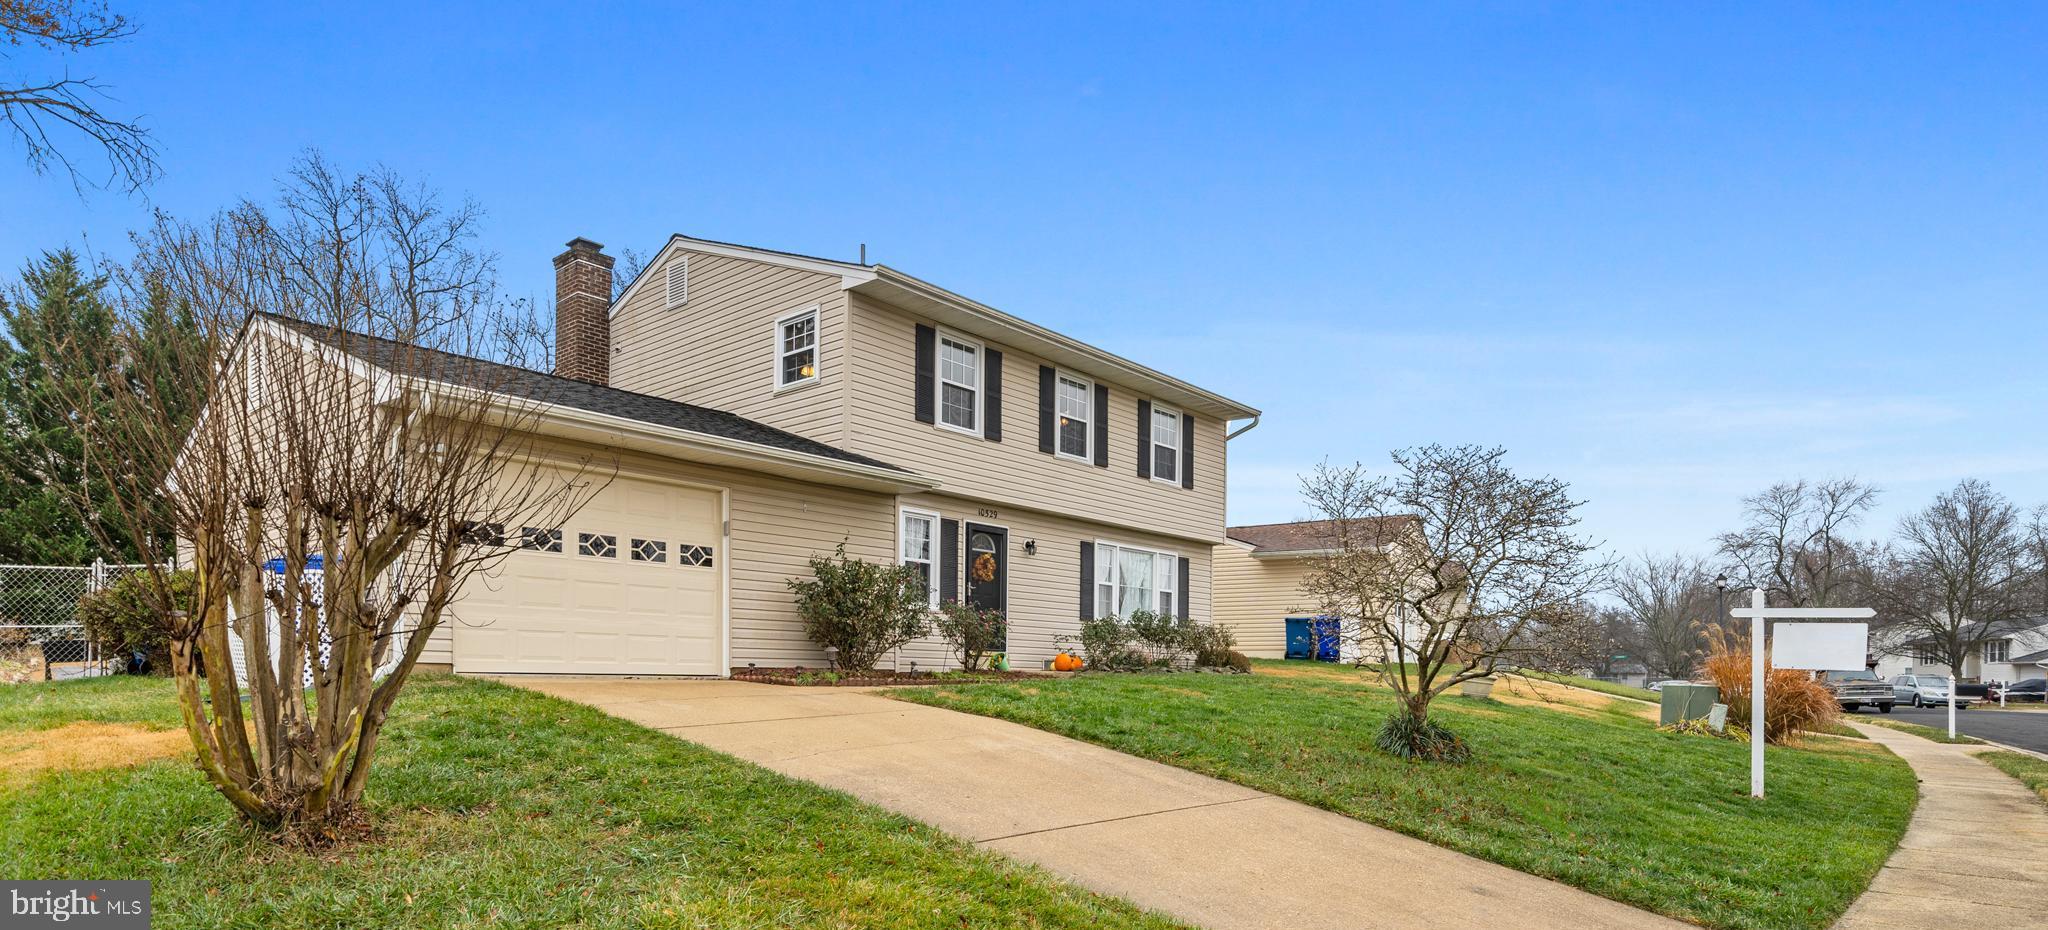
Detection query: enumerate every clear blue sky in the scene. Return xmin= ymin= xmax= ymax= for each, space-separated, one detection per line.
xmin=7 ymin=2 xmax=2046 ymax=558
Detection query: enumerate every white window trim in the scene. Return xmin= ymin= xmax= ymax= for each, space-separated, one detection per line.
xmin=899 ymin=506 xmax=941 ymax=610
xmin=934 ymin=329 xmax=983 ymax=437
xmin=1094 ymin=539 xmax=1179 ymax=619
xmin=1986 ymin=639 xmax=2010 ymax=663
xmin=1149 ymin=402 xmax=1183 ymax=487
xmin=1053 ymin=370 xmax=1093 ymax=463
xmin=774 ymin=305 xmax=821 ymax=392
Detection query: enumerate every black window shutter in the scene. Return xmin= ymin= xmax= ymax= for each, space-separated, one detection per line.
xmin=914 ymin=324 xmax=936 ymax=424
xmin=1079 ymin=542 xmax=1095 ymax=620
xmin=1177 ymin=557 xmax=1191 ymax=620
xmin=1181 ymin=413 xmax=1195 ymax=489
xmin=1136 ymin=399 xmax=1153 ymax=479
xmin=983 ymin=347 xmax=1003 ymax=441
xmin=1092 ymin=384 xmax=1109 ymax=467
xmin=940 ymin=518 xmax=959 ymax=603
xmin=1038 ymin=366 xmax=1056 ymax=454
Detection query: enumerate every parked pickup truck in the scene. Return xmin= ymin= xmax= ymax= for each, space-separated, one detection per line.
xmin=1819 ymin=669 xmax=1896 ymax=713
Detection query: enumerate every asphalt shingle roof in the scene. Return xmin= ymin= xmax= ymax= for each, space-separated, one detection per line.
xmin=1226 ymin=517 xmax=1416 ymax=552
xmin=260 ymin=312 xmax=912 ymax=475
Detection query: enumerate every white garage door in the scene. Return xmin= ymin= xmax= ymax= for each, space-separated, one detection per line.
xmin=453 ymin=475 xmax=724 ymax=675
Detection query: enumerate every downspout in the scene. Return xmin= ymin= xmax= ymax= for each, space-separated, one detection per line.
xmin=1226 ymin=414 xmax=1261 ymax=441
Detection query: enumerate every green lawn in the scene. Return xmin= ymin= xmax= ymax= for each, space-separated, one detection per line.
xmin=892 ymin=659 xmax=1916 ymax=930
xmin=1861 ymin=717 xmax=1986 ymax=744
xmin=0 ymin=675 xmax=1184 ymax=930
xmin=1978 ymin=751 xmax=2048 ymax=804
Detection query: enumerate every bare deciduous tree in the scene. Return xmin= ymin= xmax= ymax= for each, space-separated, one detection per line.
xmin=44 ymin=153 xmax=603 ymax=839
xmin=1869 ymin=480 xmax=2035 ymax=706
xmin=1717 ymin=478 xmax=1877 ymax=608
xmin=2 ymin=1 xmax=157 ymax=192
xmin=1299 ymin=446 xmax=1608 ymax=760
xmin=1612 ymin=551 xmax=1712 ymax=680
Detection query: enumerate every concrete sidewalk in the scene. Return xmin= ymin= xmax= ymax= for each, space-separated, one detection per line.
xmin=512 ymin=677 xmax=1686 ymax=930
xmin=1833 ymin=723 xmax=2048 ymax=929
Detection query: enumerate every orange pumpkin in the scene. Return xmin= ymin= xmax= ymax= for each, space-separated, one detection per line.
xmin=1053 ymin=653 xmax=1083 ymax=672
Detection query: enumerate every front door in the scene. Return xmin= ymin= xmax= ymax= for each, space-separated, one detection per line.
xmin=964 ymin=523 xmax=1007 ymax=614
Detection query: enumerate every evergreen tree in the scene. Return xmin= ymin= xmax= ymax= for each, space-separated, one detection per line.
xmin=0 ymin=251 xmax=130 ymax=563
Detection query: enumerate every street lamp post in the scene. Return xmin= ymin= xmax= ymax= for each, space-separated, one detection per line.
xmin=1715 ymin=573 xmax=1729 ymax=634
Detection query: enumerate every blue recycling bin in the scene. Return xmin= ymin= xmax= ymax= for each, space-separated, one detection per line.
xmin=1285 ymin=617 xmax=1341 ymax=662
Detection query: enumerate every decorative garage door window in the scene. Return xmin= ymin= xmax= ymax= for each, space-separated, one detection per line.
xmin=519 ymin=527 xmax=563 ymax=552
xmin=632 ymin=538 xmax=667 ymax=562
xmin=458 ymin=521 xmax=506 ymax=546
xmin=579 ymin=533 xmax=616 ymax=558
xmin=678 ymin=544 xmax=714 ymax=568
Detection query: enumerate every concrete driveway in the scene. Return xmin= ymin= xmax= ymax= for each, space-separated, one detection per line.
xmin=511 ymin=677 xmax=1685 ymax=930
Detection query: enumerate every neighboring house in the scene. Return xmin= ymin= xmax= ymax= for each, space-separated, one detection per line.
xmin=1873 ymin=618 xmax=2048 ymax=684
xmin=1213 ymin=517 xmax=1414 ymax=660
xmin=248 ymin=235 xmax=1259 ymax=677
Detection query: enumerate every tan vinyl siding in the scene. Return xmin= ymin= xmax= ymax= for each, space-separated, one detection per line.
xmin=1212 ymin=544 xmax=1315 ymax=658
xmin=610 ymin=249 xmax=850 ymax=445
xmin=845 ymin=292 xmax=1228 ymax=545
xmin=890 ymin=493 xmax=1212 ymax=671
xmin=424 ymin=437 xmax=897 ymax=671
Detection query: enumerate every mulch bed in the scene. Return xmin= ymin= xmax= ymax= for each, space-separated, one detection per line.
xmin=729 ymin=666 xmax=1054 ymax=687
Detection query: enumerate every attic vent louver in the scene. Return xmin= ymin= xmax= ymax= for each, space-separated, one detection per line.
xmin=665 ymin=257 xmax=689 ymax=309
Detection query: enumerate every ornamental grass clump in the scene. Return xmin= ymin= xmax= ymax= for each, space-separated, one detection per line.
xmin=1701 ymin=626 xmax=1842 ymax=744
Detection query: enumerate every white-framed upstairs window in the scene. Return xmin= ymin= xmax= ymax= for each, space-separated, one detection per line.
xmin=1055 ymin=372 xmax=1092 ymax=461
xmin=937 ymin=332 xmax=980 ymax=433
xmin=1150 ymin=403 xmax=1181 ymax=484
xmin=1094 ymin=541 xmax=1177 ymax=619
xmin=777 ymin=307 xmax=819 ymax=389
xmin=1986 ymin=639 xmax=2011 ymax=664
xmin=900 ymin=508 xmax=940 ymax=610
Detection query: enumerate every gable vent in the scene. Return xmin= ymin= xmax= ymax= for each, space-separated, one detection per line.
xmin=664 ymin=257 xmax=689 ymax=309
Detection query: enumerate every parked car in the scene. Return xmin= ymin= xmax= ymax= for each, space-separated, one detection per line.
xmin=1820 ymin=669 xmax=1895 ymax=713
xmin=1990 ymin=678 xmax=2045 ymax=703
xmin=1889 ymin=674 xmax=1974 ymax=709
xmin=1647 ymin=679 xmax=1693 ymax=693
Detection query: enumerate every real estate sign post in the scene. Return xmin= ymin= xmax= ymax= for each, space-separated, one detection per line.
xmin=1730 ymin=590 xmax=1876 ymax=799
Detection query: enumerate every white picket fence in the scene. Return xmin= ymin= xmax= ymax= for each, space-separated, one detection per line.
xmin=227 ymin=558 xmax=405 ymax=688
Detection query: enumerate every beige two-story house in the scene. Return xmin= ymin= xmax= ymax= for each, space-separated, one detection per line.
xmin=341 ymin=235 xmax=1257 ymax=676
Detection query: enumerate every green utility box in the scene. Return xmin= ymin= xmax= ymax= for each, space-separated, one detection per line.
xmin=1659 ymin=684 xmax=1720 ymax=725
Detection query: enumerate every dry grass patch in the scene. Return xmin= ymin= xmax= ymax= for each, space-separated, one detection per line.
xmin=0 ymin=721 xmax=188 ymax=785
xmin=1491 ymin=676 xmax=1659 ymax=722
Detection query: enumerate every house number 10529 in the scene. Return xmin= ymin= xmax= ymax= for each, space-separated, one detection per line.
xmin=976 ymin=508 xmax=1000 ymax=519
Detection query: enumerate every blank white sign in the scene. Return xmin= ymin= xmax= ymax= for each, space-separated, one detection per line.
xmin=1772 ymin=622 xmax=1869 ymax=671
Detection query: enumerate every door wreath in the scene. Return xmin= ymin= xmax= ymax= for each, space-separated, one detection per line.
xmin=971 ymin=551 xmax=998 ymax=583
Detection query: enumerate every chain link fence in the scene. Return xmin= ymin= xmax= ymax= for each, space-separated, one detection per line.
xmin=0 ymin=561 xmax=166 ymax=683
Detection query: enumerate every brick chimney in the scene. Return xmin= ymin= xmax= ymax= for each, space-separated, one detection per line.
xmin=553 ymin=237 xmax=614 ymax=384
